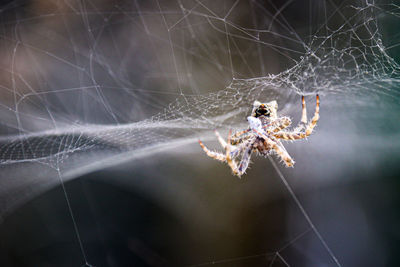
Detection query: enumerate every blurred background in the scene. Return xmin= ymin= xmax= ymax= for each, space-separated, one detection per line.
xmin=0 ymin=0 xmax=399 ymax=266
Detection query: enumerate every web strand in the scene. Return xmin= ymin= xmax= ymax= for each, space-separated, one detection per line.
xmin=56 ymin=168 xmax=90 ymax=266
xmin=269 ymin=157 xmax=342 ymax=267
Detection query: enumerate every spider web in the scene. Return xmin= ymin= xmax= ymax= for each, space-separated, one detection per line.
xmin=0 ymin=0 xmax=399 ymax=266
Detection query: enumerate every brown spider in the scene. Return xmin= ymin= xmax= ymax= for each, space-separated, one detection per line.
xmin=198 ymin=95 xmax=320 ymax=177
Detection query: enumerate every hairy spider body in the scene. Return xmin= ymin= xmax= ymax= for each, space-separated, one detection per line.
xmin=198 ymin=95 xmax=320 ymax=177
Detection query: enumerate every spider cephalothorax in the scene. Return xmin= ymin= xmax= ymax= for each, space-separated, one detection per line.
xmin=251 ymin=100 xmax=278 ymax=119
xmin=199 ymin=95 xmax=320 ymax=177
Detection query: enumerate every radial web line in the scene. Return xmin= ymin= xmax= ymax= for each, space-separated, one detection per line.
xmin=56 ymin=168 xmax=89 ymax=266
xmin=186 ymin=228 xmax=311 ymax=266
xmin=268 ymin=253 xmax=278 ymax=267
xmin=276 ymin=252 xmax=291 ymax=266
xmin=156 ymin=0 xmax=185 ymax=100
xmin=277 ymin=227 xmax=312 ymax=253
xmin=186 ymin=252 xmax=275 ymax=267
xmin=268 ymin=228 xmax=312 ymax=267
xmin=268 ymin=157 xmax=342 ymax=267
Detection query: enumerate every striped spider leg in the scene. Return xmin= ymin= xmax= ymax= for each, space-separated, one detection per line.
xmin=226 ymin=130 xmax=257 ymax=177
xmin=273 ymin=95 xmax=320 ymax=140
xmin=198 ymin=129 xmax=251 ymax=162
xmin=262 ymin=116 xmax=292 ymax=134
xmin=198 ymin=129 xmax=256 ymax=177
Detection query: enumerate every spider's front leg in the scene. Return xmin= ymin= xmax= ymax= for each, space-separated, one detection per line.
xmin=264 ymin=116 xmax=292 ymax=133
xmin=305 ymin=94 xmax=320 ymax=136
xmin=301 ymin=95 xmax=308 ymax=124
xmin=292 ymin=95 xmax=308 ymax=132
xmin=274 ymin=95 xmax=320 ymax=140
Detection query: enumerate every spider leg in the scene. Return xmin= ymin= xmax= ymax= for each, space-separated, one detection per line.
xmin=225 ymin=130 xmax=242 ymax=177
xmin=214 ymin=129 xmax=249 ymax=158
xmin=273 ymin=95 xmax=320 ymax=140
xmin=275 ymin=139 xmax=289 ymax=154
xmin=264 ymin=117 xmax=292 ymax=133
xmin=266 ymin=138 xmax=295 ymax=167
xmin=198 ymin=140 xmax=226 ymax=162
xmin=253 ymin=129 xmax=295 ymax=167
xmin=214 ymin=130 xmax=227 ymax=149
xmin=306 ymin=94 xmax=320 ymax=135
xmin=292 ymin=95 xmax=308 ymax=132
xmin=230 ymin=128 xmax=250 ymax=145
xmin=228 ymin=137 xmax=255 ymax=177
xmin=232 ymin=129 xmax=250 ymax=138
xmin=229 ymin=139 xmax=251 ymax=159
xmin=236 ymin=146 xmax=253 ymax=176
xmin=301 ymin=95 xmax=307 ymax=124
xmin=275 ymin=117 xmax=292 ymax=132
xmin=199 ymin=129 xmax=251 ymax=172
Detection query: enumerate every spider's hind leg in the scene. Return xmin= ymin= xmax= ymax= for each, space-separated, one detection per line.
xmin=225 ymin=130 xmax=242 ymax=177
xmin=273 ymin=141 xmax=295 ymax=167
xmin=236 ymin=147 xmax=253 ymax=176
xmin=254 ymin=129 xmax=295 ymax=167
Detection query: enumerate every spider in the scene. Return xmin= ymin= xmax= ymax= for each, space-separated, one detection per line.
xmin=198 ymin=95 xmax=320 ymax=177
